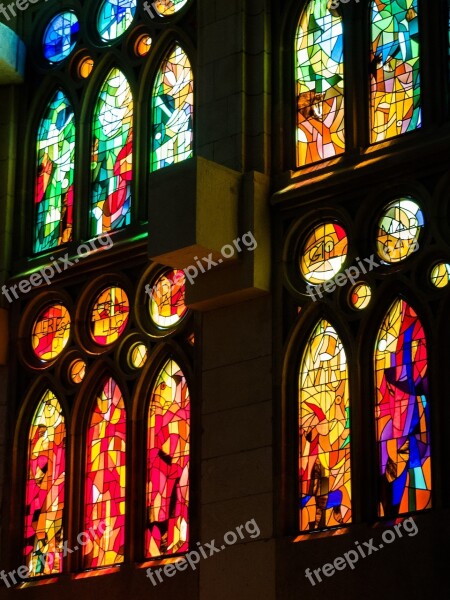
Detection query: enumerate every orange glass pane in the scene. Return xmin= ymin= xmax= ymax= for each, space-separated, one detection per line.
xmin=69 ymin=359 xmax=86 ymax=383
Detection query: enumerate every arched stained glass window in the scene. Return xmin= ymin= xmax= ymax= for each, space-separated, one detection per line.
xmin=151 ymin=45 xmax=194 ymax=171
xmin=146 ymin=359 xmax=190 ymax=557
xmin=370 ymin=0 xmax=421 ymax=143
xmin=84 ymin=377 xmax=126 ymax=567
xmin=295 ymin=0 xmax=345 ymax=167
xmin=34 ymin=90 xmax=75 ymax=253
xmin=91 ymin=68 xmax=133 ymax=235
xmin=374 ymin=298 xmax=431 ymax=517
xmin=97 ymin=0 xmax=137 ymax=41
xmin=299 ymin=320 xmax=351 ymax=531
xmin=24 ymin=391 xmax=65 ymax=576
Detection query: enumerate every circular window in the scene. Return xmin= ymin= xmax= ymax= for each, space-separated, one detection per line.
xmin=430 ymin=263 xmax=450 ymax=288
xmin=135 ymin=34 xmax=152 ymax=57
xmin=69 ymin=359 xmax=86 ymax=383
xmin=32 ymin=304 xmax=71 ymax=361
xmin=299 ymin=223 xmax=348 ymax=285
xmin=90 ymin=286 xmax=130 ymax=345
xmin=43 ymin=12 xmax=80 ymax=63
xmin=129 ymin=343 xmax=148 ymax=368
xmin=350 ymin=283 xmax=372 ymax=310
xmin=97 ymin=0 xmax=136 ymax=42
xmin=78 ymin=56 xmax=94 ymax=78
xmin=148 ymin=269 xmax=188 ymax=329
xmin=376 ymin=197 xmax=423 ymax=264
xmin=153 ymin=0 xmax=190 ymax=16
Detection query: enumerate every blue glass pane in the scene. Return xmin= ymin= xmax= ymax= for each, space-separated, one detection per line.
xmin=97 ymin=0 xmax=137 ymax=41
xmin=43 ymin=12 xmax=79 ymax=63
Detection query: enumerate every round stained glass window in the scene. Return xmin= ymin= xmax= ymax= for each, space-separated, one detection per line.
xmin=32 ymin=304 xmax=71 ymax=361
xmin=350 ymin=283 xmax=372 ymax=310
xmin=148 ymin=269 xmax=188 ymax=329
xmin=300 ymin=223 xmax=348 ymax=285
xmin=78 ymin=57 xmax=94 ymax=79
xmin=430 ymin=263 xmax=450 ymax=288
xmin=90 ymin=286 xmax=130 ymax=345
xmin=129 ymin=343 xmax=148 ymax=368
xmin=376 ymin=198 xmax=423 ymax=264
xmin=69 ymin=359 xmax=86 ymax=383
xmin=97 ymin=0 xmax=137 ymax=41
xmin=135 ymin=34 xmax=152 ymax=57
xmin=153 ymin=0 xmax=190 ymax=16
xmin=43 ymin=12 xmax=80 ymax=63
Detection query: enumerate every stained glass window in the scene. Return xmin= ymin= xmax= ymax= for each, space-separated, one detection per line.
xmin=153 ymin=0 xmax=189 ymax=16
xmin=295 ymin=0 xmax=345 ymax=167
xmin=90 ymin=286 xmax=130 ymax=346
xmin=376 ymin=198 xmax=423 ymax=263
xmin=135 ymin=34 xmax=152 ymax=57
xmin=146 ymin=359 xmax=190 ymax=557
xmin=374 ymin=299 xmax=431 ymax=517
xmin=84 ymin=378 xmax=126 ymax=567
xmin=299 ymin=320 xmax=351 ymax=531
xmin=32 ymin=304 xmax=71 ymax=362
xmin=91 ymin=68 xmax=133 ymax=236
xmin=370 ymin=0 xmax=421 ymax=143
xmin=350 ymin=283 xmax=372 ymax=310
xmin=148 ymin=270 xmax=188 ymax=329
xmin=69 ymin=359 xmax=86 ymax=383
xmin=43 ymin=12 xmax=79 ymax=63
xmin=300 ymin=223 xmax=348 ymax=284
xmin=129 ymin=343 xmax=148 ymax=368
xmin=430 ymin=263 xmax=450 ymax=288
xmin=35 ymin=90 xmax=75 ymax=253
xmin=151 ymin=45 xmax=194 ymax=171
xmin=24 ymin=391 xmax=65 ymax=576
xmin=97 ymin=0 xmax=136 ymax=42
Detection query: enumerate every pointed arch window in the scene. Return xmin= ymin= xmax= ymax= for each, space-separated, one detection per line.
xmin=91 ymin=68 xmax=133 ymax=236
xmin=145 ymin=359 xmax=190 ymax=557
xmin=24 ymin=390 xmax=66 ymax=576
xmin=84 ymin=377 xmax=126 ymax=568
xmin=370 ymin=0 xmax=421 ymax=143
xmin=151 ymin=45 xmax=194 ymax=171
xmin=298 ymin=320 xmax=352 ymax=531
xmin=295 ymin=0 xmax=345 ymax=167
xmin=374 ymin=298 xmax=431 ymax=517
xmin=34 ymin=90 xmax=75 ymax=253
